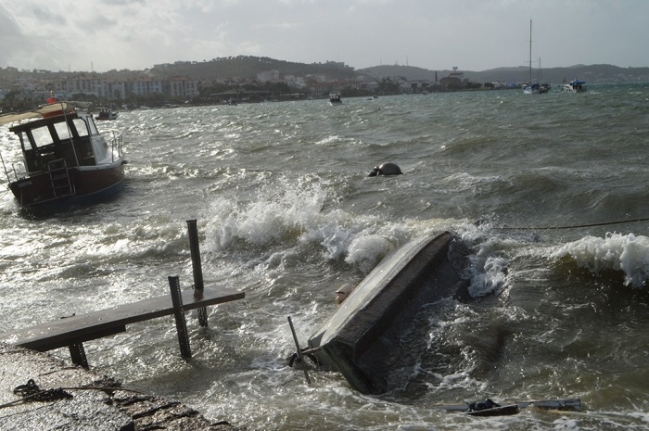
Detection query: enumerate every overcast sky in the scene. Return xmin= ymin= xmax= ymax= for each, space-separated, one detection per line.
xmin=1 ymin=0 xmax=647 ymax=73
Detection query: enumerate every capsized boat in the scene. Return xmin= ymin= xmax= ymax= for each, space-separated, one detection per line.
xmin=0 ymin=101 xmax=127 ymax=208
xmin=306 ymin=231 xmax=471 ymax=394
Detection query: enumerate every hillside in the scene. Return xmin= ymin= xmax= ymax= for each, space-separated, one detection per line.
xmin=149 ymin=56 xmax=357 ymax=81
xmin=358 ymin=64 xmax=649 ymax=84
xmin=147 ymin=58 xmax=649 ymax=84
xmin=2 ymin=58 xmax=648 ymax=87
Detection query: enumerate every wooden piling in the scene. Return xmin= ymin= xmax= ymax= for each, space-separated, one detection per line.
xmin=69 ymin=343 xmax=89 ymax=369
xmin=168 ymin=275 xmax=192 ymax=359
xmin=0 ymin=220 xmax=244 ymax=367
xmin=187 ymin=219 xmax=208 ymax=327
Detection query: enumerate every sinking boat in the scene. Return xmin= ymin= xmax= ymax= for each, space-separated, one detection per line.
xmin=306 ymin=231 xmax=471 ymax=394
xmin=0 ymin=101 xmax=127 ymax=208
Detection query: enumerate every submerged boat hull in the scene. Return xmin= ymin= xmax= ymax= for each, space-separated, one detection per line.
xmin=308 ymin=231 xmax=470 ymax=394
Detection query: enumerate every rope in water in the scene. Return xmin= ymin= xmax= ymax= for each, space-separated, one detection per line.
xmin=491 ymin=216 xmax=649 ymax=231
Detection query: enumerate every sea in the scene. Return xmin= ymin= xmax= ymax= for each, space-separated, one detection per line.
xmin=2 ymin=84 xmax=649 ymax=430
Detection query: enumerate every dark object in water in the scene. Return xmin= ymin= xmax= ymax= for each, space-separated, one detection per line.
xmin=439 ymin=398 xmax=582 ymax=416
xmin=368 ymin=162 xmax=402 ymax=177
xmin=306 ymin=231 xmax=471 ymax=394
xmin=466 ymin=399 xmax=519 ymax=416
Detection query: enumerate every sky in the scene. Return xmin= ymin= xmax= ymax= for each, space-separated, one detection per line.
xmin=1 ymin=0 xmax=647 ymax=73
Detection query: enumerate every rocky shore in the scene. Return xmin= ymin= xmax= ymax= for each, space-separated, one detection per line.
xmin=0 ymin=343 xmax=246 ymax=431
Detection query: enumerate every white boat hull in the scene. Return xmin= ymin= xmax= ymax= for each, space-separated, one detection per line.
xmin=307 ymin=231 xmax=470 ymax=394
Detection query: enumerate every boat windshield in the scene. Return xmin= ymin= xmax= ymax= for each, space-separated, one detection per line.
xmin=71 ymin=118 xmax=90 ymax=137
xmin=53 ymin=121 xmax=73 ymax=141
xmin=30 ymin=125 xmax=54 ymax=149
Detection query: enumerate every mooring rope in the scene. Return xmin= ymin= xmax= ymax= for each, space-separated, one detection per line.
xmin=491 ymin=216 xmax=649 ymax=231
xmin=0 ymin=378 xmax=144 ymax=410
xmin=7 ymin=379 xmax=72 ymax=406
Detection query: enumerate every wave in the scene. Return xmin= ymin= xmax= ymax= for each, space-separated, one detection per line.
xmin=553 ymin=232 xmax=649 ymax=288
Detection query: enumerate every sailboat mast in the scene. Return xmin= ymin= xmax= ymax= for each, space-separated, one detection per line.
xmin=529 ymin=19 xmax=532 ymax=83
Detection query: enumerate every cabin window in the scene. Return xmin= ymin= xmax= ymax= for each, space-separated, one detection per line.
xmin=16 ymin=131 xmax=28 ymax=149
xmin=53 ymin=121 xmax=72 ymax=141
xmin=72 ymin=118 xmax=90 ymax=137
xmin=30 ymin=125 xmax=54 ymax=148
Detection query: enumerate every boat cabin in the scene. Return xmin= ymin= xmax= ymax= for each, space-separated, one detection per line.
xmin=96 ymin=108 xmax=118 ymax=120
xmin=10 ymin=109 xmax=113 ymax=175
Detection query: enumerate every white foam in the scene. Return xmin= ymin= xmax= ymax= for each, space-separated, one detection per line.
xmin=553 ymin=233 xmax=649 ymax=287
xmin=204 ymin=176 xmax=412 ymax=275
xmin=458 ymin=224 xmax=510 ymax=297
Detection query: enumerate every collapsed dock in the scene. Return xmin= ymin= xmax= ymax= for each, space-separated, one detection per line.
xmin=0 ymin=220 xmax=244 ymax=369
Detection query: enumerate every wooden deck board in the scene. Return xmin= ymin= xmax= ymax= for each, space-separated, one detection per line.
xmin=0 ymin=287 xmax=244 ymax=352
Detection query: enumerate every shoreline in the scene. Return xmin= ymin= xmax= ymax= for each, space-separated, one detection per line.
xmin=0 ymin=342 xmax=247 ymax=431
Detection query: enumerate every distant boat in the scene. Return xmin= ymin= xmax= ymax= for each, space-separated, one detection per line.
xmin=522 ymin=20 xmax=549 ymax=95
xmin=329 ymin=92 xmax=342 ymax=106
xmin=96 ymin=107 xmax=118 ymax=120
xmin=523 ymin=83 xmax=550 ymax=95
xmin=561 ymin=79 xmax=587 ymax=93
xmin=0 ymin=101 xmax=127 ymax=209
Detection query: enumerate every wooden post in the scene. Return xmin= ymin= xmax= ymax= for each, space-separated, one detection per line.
xmin=187 ymin=219 xmax=208 ymax=327
xmin=168 ymin=275 xmax=192 ymax=359
xmin=69 ymin=342 xmax=89 ymax=369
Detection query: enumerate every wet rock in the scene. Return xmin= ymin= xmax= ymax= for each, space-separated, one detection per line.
xmin=0 ymin=343 xmax=246 ymax=431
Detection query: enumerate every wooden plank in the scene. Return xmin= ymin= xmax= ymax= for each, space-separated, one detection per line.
xmin=0 ymin=287 xmax=244 ymax=352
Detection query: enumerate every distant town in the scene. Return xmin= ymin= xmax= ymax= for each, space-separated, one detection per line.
xmin=2 ymin=56 xmax=648 ymax=111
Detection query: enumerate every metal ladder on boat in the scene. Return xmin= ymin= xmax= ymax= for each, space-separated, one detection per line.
xmin=48 ymin=159 xmax=75 ymax=197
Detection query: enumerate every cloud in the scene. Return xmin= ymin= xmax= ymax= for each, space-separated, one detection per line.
xmin=1 ymin=0 xmax=648 ymax=72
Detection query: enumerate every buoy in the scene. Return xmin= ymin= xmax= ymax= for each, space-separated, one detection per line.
xmin=334 ymin=283 xmax=356 ymax=305
xmin=368 ymin=162 xmax=403 ymax=177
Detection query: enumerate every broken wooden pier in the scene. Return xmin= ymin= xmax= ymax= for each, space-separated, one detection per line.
xmin=0 ymin=220 xmax=244 ymax=369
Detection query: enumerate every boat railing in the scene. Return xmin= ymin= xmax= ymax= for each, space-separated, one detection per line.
xmin=1 ymin=149 xmax=24 ymax=183
xmin=0 ymin=150 xmax=14 ymax=183
xmin=105 ymin=129 xmax=124 ymax=162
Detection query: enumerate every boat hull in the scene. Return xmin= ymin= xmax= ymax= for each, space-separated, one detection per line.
xmin=307 ymin=231 xmax=470 ymax=394
xmin=9 ymin=161 xmax=125 ymax=208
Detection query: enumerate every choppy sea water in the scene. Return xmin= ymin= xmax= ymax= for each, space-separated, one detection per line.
xmin=2 ymin=85 xmax=649 ymax=430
